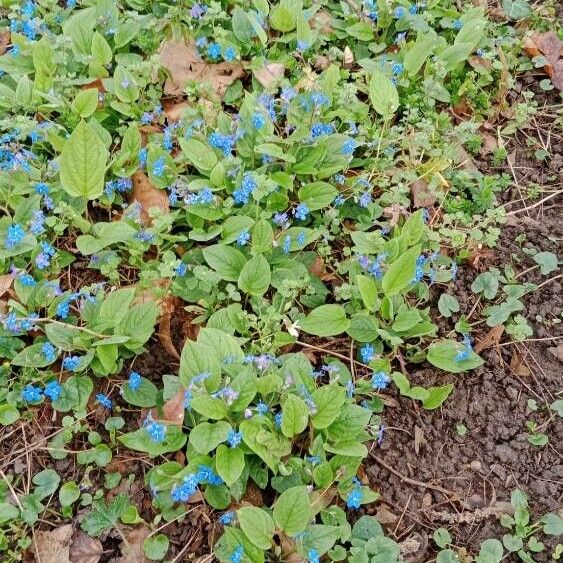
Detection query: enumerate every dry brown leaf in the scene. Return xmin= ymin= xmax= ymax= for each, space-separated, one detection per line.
xmin=456 ymin=146 xmax=479 ymax=173
xmin=0 ymin=274 xmax=12 ymax=298
xmin=310 ymin=10 xmax=333 ymax=35
xmin=159 ymin=40 xmax=244 ymax=97
xmin=130 ymin=171 xmax=169 ymax=225
xmin=241 ymin=482 xmax=263 ymax=507
xmin=376 ymin=505 xmax=398 ymax=524
xmin=509 ymin=353 xmax=531 ymax=376
xmin=82 ymin=78 xmax=106 ymax=93
xmin=383 ymin=203 xmax=406 ymax=226
xmin=159 ymin=306 xmax=180 ymax=359
xmin=70 ymin=531 xmax=103 ymax=563
xmin=253 ymin=62 xmax=285 ymax=90
xmin=410 ymin=179 xmax=436 ymax=208
xmin=308 ymin=256 xmax=325 ymax=278
xmin=0 ymin=31 xmax=10 ymax=56
xmin=152 ymin=388 xmax=185 ymax=425
xmin=35 ymin=524 xmax=73 ymax=563
xmin=479 ymin=132 xmax=498 ymax=157
xmin=523 ymin=32 xmax=563 ymax=90
xmin=475 ymin=325 xmax=504 ymax=353
xmin=117 ymin=525 xmax=150 ymax=563
xmin=161 ymin=99 xmax=190 ymax=123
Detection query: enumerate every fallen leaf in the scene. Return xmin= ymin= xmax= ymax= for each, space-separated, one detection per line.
xmin=161 ymin=99 xmax=190 ymax=122
xmin=158 ymin=296 xmax=180 ymax=359
xmin=253 ymin=62 xmax=285 ymax=90
xmin=383 ymin=203 xmax=407 ymax=226
xmin=479 ymin=132 xmax=498 ymax=157
xmin=35 ymin=524 xmax=73 ymax=563
xmin=410 ymin=179 xmax=436 ymax=208
xmin=0 ymin=30 xmax=10 ymax=56
xmin=376 ymin=505 xmax=398 ymax=524
xmin=70 ymin=531 xmax=103 ymax=563
xmin=280 ymin=533 xmax=307 ymax=563
xmin=456 ymin=146 xmax=479 ymax=173
xmin=0 ymin=274 xmax=12 ymax=298
xmin=117 ymin=525 xmax=150 ymax=563
xmin=475 ymin=325 xmax=504 ymax=353
xmin=310 ymin=10 xmax=333 ymax=35
xmin=523 ymin=32 xmax=563 ymax=90
xmin=82 ymin=78 xmax=106 ymax=93
xmin=509 ymin=352 xmax=531 ymax=376
xmin=152 ymin=388 xmax=185 ymax=425
xmin=241 ymin=482 xmax=263 ymax=507
xmin=308 ymin=256 xmax=325 ymax=278
xmin=159 ymin=40 xmax=244 ymax=97
xmin=130 ymin=171 xmax=169 ymax=225
xmin=452 ymin=99 xmax=473 ymax=118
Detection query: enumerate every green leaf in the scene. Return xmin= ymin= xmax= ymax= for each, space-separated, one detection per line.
xmin=252 ymin=219 xmax=274 ymax=253
xmin=59 ymin=482 xmax=80 ymax=507
xmin=501 ymin=0 xmax=531 ymax=19
xmin=542 ymin=513 xmax=563 ymax=535
xmin=33 ymin=469 xmax=60 ymax=499
xmin=71 ymin=88 xmax=99 ymax=118
xmin=422 ymin=384 xmax=454 ymax=410
xmin=475 ymin=538 xmax=503 ymax=563
xmin=53 ymin=375 xmax=93 ymax=413
xmin=438 ymin=294 xmax=460 ymax=318
xmin=352 ymin=515 xmax=383 ymax=540
xmin=281 ymin=394 xmax=309 ymax=437
xmin=215 ymin=445 xmax=245 ymax=486
xmin=121 ymin=377 xmax=158 ymax=408
xmin=12 ymin=343 xmax=55 ymax=368
xmin=59 ymin=120 xmax=108 ymax=200
xmin=238 ymin=254 xmax=271 ymax=296
xmin=404 ymin=33 xmax=436 ymax=76
xmin=273 ymin=486 xmax=311 ymax=536
xmin=311 ymin=385 xmax=346 ymax=429
xmin=298 ymin=182 xmax=338 ymax=211
xmin=382 ymin=245 xmax=421 ymax=296
xmin=191 ymin=395 xmax=228 ymax=420
xmin=180 ymin=138 xmax=218 ymax=175
xmin=0 ymin=404 xmax=20 ymax=426
xmin=346 ymin=22 xmax=374 ymax=41
xmin=269 ymin=4 xmax=296 ymax=31
xmin=356 ymin=275 xmax=379 ymax=311
xmin=300 ymin=305 xmax=350 ymax=337
xmin=433 ymin=528 xmax=452 ymax=548
xmin=77 ymin=444 xmax=112 ymax=467
xmin=144 ymin=534 xmax=169 ymax=561
xmin=203 ymin=244 xmax=247 ymax=282
xmin=0 ymin=503 xmax=20 ymax=524
xmin=189 ymin=421 xmax=232 ymax=454
xmin=80 ymin=494 xmax=129 ymax=536
xmin=118 ymin=426 xmax=187 ymax=457
xmin=471 ymin=271 xmax=499 ymax=300
xmin=369 ymin=70 xmax=399 ymax=117
xmin=533 ymin=251 xmax=558 ymax=275
xmin=238 ymin=506 xmax=275 ymax=549
xmin=427 ymin=340 xmax=484 ymax=373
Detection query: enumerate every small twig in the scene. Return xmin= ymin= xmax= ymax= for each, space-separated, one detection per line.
xmin=536 ymin=273 xmax=563 ymax=290
xmin=369 ymin=452 xmax=458 ymax=499
xmin=505 ymin=190 xmax=562 ymax=216
xmin=296 ymin=341 xmax=369 ymax=369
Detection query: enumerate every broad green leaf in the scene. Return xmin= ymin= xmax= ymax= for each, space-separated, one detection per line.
xmin=118 ymin=426 xmax=187 ymax=457
xmin=180 ymin=138 xmax=218 ymax=174
xmin=252 ymin=219 xmax=274 ymax=253
xmin=281 ymin=394 xmax=309 ymax=437
xmin=300 ymin=305 xmax=349 ymax=337
xmin=121 ymin=377 xmax=158 ymax=408
xmin=203 ymin=244 xmax=247 ymax=282
xmin=144 ymin=534 xmax=169 ymax=561
xmin=273 ymin=486 xmax=311 ymax=536
xmin=369 ymin=70 xmax=399 ymax=117
xmin=382 ymin=245 xmax=421 ymax=296
xmin=237 ymin=506 xmax=275 ymax=549
xmin=189 ymin=422 xmax=232 ymax=454
xmin=421 ymin=384 xmax=454 ymax=410
xmin=311 ymin=385 xmax=346 ymax=429
xmin=427 ymin=340 xmax=484 ymax=373
xmin=71 ymin=88 xmax=99 ymax=118
xmin=0 ymin=404 xmax=20 ymax=426
xmin=215 ymin=445 xmax=245 ymax=486
xmin=238 ymin=254 xmax=271 ymax=296
xmin=12 ymin=343 xmax=55 ymax=368
xmin=59 ymin=120 xmax=108 ymax=199
xmin=59 ymin=482 xmax=80 ymax=507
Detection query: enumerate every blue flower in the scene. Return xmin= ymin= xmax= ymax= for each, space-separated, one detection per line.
xmin=152 ymin=157 xmax=166 ymax=178
xmin=175 ymin=262 xmax=188 ymax=276
xmin=209 ymin=132 xmax=235 ymax=157
xmin=219 ymin=511 xmax=235 ymax=525
xmin=306 ymin=455 xmax=321 ymax=466
xmin=190 ymin=3 xmax=207 ymax=18
xmin=196 ymin=37 xmax=208 ymax=49
xmin=256 ymin=401 xmax=269 ymax=415
xmin=233 ymin=173 xmax=256 ymax=205
xmin=294 ymin=203 xmax=309 ymax=221
xmin=451 ymin=262 xmax=458 ymax=280
xmin=44 ymin=381 xmax=62 ymax=401
xmin=56 ymin=299 xmax=71 ymax=319
xmin=308 ymin=549 xmax=320 ymax=563
xmin=408 ymin=3 xmax=418 ymax=14
xmin=236 ymin=229 xmax=250 ymax=246
xmin=453 ymin=19 xmax=462 ymax=29
xmin=394 ymin=6 xmax=406 ymax=18
xmin=333 ymin=194 xmax=345 ymax=206
xmin=62 ymin=356 xmax=81 ymax=372
xmin=360 ymin=344 xmax=374 ymax=363
xmin=311 ymin=122 xmax=334 ymax=138
xmin=358 ymin=192 xmax=372 ymax=208
xmin=334 ymin=174 xmax=346 ymax=185
xmin=128 ymin=371 xmax=141 ymax=391
xmin=273 ymin=212 xmax=289 ymax=227
xmin=297 ymin=41 xmax=309 ymax=51
xmin=96 ymin=393 xmax=112 ymax=409
xmin=171 ymin=473 xmax=198 ymax=502
xmin=196 ymin=465 xmax=223 ymax=485
xmin=274 ymin=412 xmax=282 ymax=428
xmin=282 ymin=235 xmax=291 ymax=254
xmin=310 ymin=91 xmax=329 ymax=108
xmin=346 ymin=482 xmax=363 ymax=509
xmin=455 ymin=335 xmax=472 ymax=362
xmin=341 ymin=139 xmax=357 ymax=155
xmin=145 ymin=417 xmax=167 ymax=442
xmin=19 ymin=273 xmax=36 ymax=286
xmin=183 ymin=389 xmax=193 ymax=411
xmin=30 ymin=210 xmax=45 ymax=235
xmin=223 ymin=46 xmax=236 ymax=62
xmin=230 ymin=545 xmax=244 ymax=563
xmin=371 ymin=371 xmax=390 ymax=390
xmin=296 ymin=231 xmax=305 ymax=246
xmin=22 ymin=384 xmax=43 ymax=402
xmin=138 ymin=148 xmax=148 ymax=168
xmin=207 ymin=42 xmax=221 ymax=60
xmin=36 ymin=241 xmax=56 ymax=270
xmin=392 ymin=62 xmax=404 ymax=75
xmin=227 ymin=430 xmax=242 ymax=448
xmin=252 ymin=112 xmax=265 ymax=130
xmin=5 ymin=224 xmax=26 ymax=248
xmin=42 ymin=342 xmax=57 ymax=363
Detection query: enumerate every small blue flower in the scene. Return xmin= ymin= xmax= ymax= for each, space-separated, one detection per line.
xmin=358 ymin=191 xmax=372 ymax=208
xmin=30 ymin=210 xmax=45 ymax=236
xmin=42 ymin=342 xmax=57 ymax=363
xmin=56 ymin=299 xmax=71 ymax=319
xmin=294 ymin=203 xmax=309 ymax=221
xmin=138 ymin=148 xmax=148 ymax=168
xmin=196 ymin=37 xmax=208 ymax=49
xmin=96 ymin=393 xmax=112 ymax=409
xmin=252 ymin=112 xmax=265 ymax=130
xmin=152 ymin=157 xmax=166 ymax=178
xmin=183 ymin=389 xmax=193 ymax=411
xmin=455 ymin=335 xmax=472 ymax=362
xmin=308 ymin=548 xmax=320 ymax=563
xmin=19 ymin=273 xmax=36 ymax=286
xmin=190 ymin=3 xmax=207 ymax=18
xmin=346 ymin=482 xmax=363 ymax=509
xmin=256 ymin=401 xmax=269 ymax=415
xmin=296 ymin=231 xmax=305 ymax=246
xmin=274 ymin=412 xmax=282 ymax=428
xmin=219 ymin=511 xmax=235 ymax=525
xmin=196 ymin=465 xmax=223 ymax=485
xmin=227 ymin=430 xmax=242 ymax=448
xmin=236 ymin=229 xmax=250 ymax=246
xmin=394 ymin=6 xmax=406 ymax=18
xmin=297 ymin=40 xmax=309 ymax=52
xmin=207 ymin=42 xmax=221 ymax=60
xmin=44 ymin=381 xmax=62 ymax=401
xmin=306 ymin=455 xmax=321 ymax=466
xmin=341 ymin=139 xmax=357 ymax=155
xmin=453 ymin=19 xmax=462 ymax=29
xmin=273 ymin=212 xmax=289 ymax=227
xmin=171 ymin=473 xmax=198 ymax=502
xmin=62 ymin=356 xmax=81 ymax=372
xmin=392 ymin=62 xmax=404 ymax=75
xmin=175 ymin=262 xmax=188 ymax=276
xmin=5 ymin=224 xmax=26 ymax=248
xmin=230 ymin=545 xmax=244 ymax=563
xmin=360 ymin=344 xmax=374 ymax=363
xmin=371 ymin=371 xmax=390 ymax=390
xmin=128 ymin=371 xmax=141 ymax=391
xmin=22 ymin=384 xmax=43 ymax=402
xmin=223 ymin=46 xmax=236 ymax=62
xmin=334 ymin=174 xmax=346 ymax=185
xmin=145 ymin=417 xmax=167 ymax=442
xmin=282 ymin=235 xmax=291 ymax=254
xmin=408 ymin=3 xmax=418 ymax=14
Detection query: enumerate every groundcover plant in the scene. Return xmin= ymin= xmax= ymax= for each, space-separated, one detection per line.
xmin=0 ymin=0 xmax=561 ymax=561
